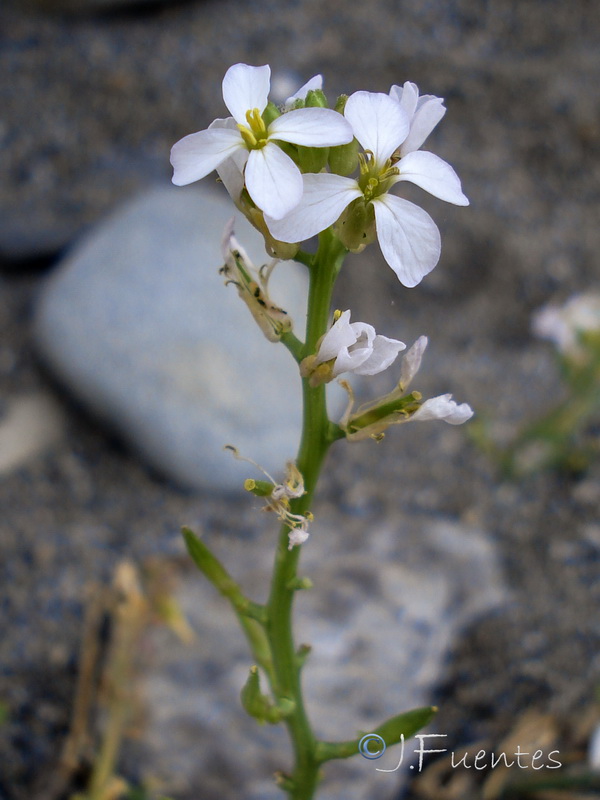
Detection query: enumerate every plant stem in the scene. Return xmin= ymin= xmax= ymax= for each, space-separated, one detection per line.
xmin=265 ymin=230 xmax=347 ymax=800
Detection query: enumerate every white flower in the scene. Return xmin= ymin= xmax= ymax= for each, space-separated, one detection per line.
xmin=532 ymin=293 xmax=600 ymax=359
xmin=170 ymin=63 xmax=353 ymax=220
xmin=317 ymin=309 xmax=405 ymax=376
xmin=339 ymin=336 xmax=473 ymax=441
xmin=388 ymin=81 xmax=446 ymax=158
xmin=265 ymin=90 xmax=468 ymax=287
xmin=301 ymin=310 xmax=405 ymax=387
xmin=411 ymin=394 xmax=474 ymax=425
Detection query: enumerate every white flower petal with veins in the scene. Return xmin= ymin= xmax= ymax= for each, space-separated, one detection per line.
xmin=170 ymin=127 xmax=244 ymax=186
xmin=389 ymin=81 xmax=446 ymax=156
xmin=394 ymin=151 xmax=469 ymax=206
xmin=222 ymin=63 xmax=271 ymax=124
xmin=269 ymin=107 xmax=353 ymax=147
xmin=265 ymin=173 xmax=362 ymax=243
xmin=245 ymin=144 xmax=303 ymax=220
xmin=344 ymin=91 xmax=409 ymax=165
xmin=372 ymin=194 xmax=441 ymax=288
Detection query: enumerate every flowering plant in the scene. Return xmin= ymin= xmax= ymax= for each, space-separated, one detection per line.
xmin=473 ymin=292 xmax=600 ymax=476
xmin=172 ymin=63 xmax=472 ymax=799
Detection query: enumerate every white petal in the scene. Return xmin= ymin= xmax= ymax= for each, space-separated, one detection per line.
xmin=265 ymin=173 xmax=362 ymax=242
xmin=244 ymin=143 xmax=303 ymax=220
xmin=395 ymin=151 xmax=469 ymax=205
xmin=170 ymin=127 xmax=245 ymax=186
xmin=333 ymin=347 xmax=371 ymax=376
xmin=317 ymin=310 xmax=356 ymax=363
xmin=269 ymin=108 xmax=353 ymax=147
xmin=344 ymin=91 xmax=409 ymax=165
xmin=400 ymin=335 xmax=428 ymax=389
xmin=412 ymin=394 xmax=474 ymax=424
xmin=283 ymin=74 xmax=323 ymax=110
xmin=389 ymin=81 xmax=419 ymax=118
xmin=209 ymin=118 xmax=248 ymax=201
xmin=352 ymin=334 xmax=406 ymax=375
xmin=222 ymin=63 xmax=271 ymax=125
xmin=373 ymin=194 xmax=441 ymax=288
xmin=401 ymin=97 xmax=446 ymax=155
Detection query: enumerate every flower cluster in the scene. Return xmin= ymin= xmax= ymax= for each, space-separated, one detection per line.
xmin=171 ymin=64 xmax=468 ymax=287
xmin=172 ymin=64 xmax=474 ymax=546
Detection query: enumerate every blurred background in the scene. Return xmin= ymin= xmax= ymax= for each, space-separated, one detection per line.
xmin=1 ymin=1 xmax=600 ymax=799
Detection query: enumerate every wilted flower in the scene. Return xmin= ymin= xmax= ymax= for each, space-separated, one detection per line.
xmin=339 ymin=336 xmax=473 ymax=441
xmin=266 ymin=90 xmax=468 ymax=287
xmin=226 ymin=446 xmax=313 ymax=549
xmin=220 ymin=220 xmax=292 ymax=342
xmin=301 ymin=309 xmax=405 ymax=387
xmin=532 ymin=292 xmax=600 ymax=361
xmin=170 ymin=63 xmax=352 ymax=220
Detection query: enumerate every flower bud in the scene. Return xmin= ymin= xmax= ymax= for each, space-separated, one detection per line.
xmin=335 ymin=198 xmax=376 ymax=252
xmin=304 ymin=88 xmax=328 ymax=108
xmin=328 ymin=138 xmax=359 ymax=176
xmin=262 ymin=101 xmax=281 ymax=127
xmin=296 ymin=145 xmax=329 ymax=174
xmin=247 ymin=207 xmax=299 ymax=259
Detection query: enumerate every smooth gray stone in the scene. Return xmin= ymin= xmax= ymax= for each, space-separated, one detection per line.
xmin=34 ymin=185 xmax=313 ymax=491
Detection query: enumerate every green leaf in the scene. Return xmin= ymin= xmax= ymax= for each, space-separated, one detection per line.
xmin=315 ymin=705 xmax=437 ymax=763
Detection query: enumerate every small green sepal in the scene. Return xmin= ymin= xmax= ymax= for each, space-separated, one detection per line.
xmin=274 ymin=772 xmax=295 ymax=792
xmin=295 ymin=643 xmax=312 ymax=669
xmin=286 ymin=576 xmax=314 ymax=591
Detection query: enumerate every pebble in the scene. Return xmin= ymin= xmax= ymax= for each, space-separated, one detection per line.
xmin=34 ymin=185 xmax=312 ymax=492
xmin=0 ymin=392 xmax=66 ymax=477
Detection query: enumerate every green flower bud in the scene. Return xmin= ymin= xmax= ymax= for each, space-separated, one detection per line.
xmin=262 ymin=101 xmax=281 ymax=127
xmin=297 ymin=145 xmax=329 ymax=174
xmin=241 ymin=666 xmax=295 ymax=724
xmin=335 ymin=198 xmax=376 ymax=252
xmin=304 ymin=88 xmax=328 ymax=108
xmin=328 ymin=138 xmax=359 ymax=176
xmin=334 ymin=94 xmax=348 ymax=114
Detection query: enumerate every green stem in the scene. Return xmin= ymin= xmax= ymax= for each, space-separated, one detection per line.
xmin=265 ymin=230 xmax=347 ymax=800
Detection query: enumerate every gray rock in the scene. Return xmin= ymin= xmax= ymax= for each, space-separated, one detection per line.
xmin=34 ymin=185 xmax=313 ymax=492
